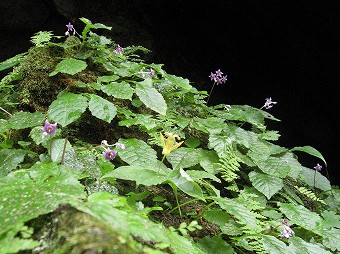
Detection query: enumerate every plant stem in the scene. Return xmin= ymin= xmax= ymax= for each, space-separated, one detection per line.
xmin=49 ymin=135 xmax=52 ymax=161
xmin=169 ymin=198 xmax=200 ymax=214
xmin=0 ymin=106 xmax=12 ymax=116
xmin=206 ymin=82 xmax=216 ymax=105
xmin=61 ymin=138 xmax=67 ymax=164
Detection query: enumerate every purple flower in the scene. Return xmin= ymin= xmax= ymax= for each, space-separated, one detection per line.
xmin=42 ymin=120 xmax=57 ymax=136
xmin=263 ymin=97 xmax=277 ymax=109
xmin=314 ymin=163 xmax=322 ymax=172
xmin=215 ymin=69 xmax=224 ymax=76
xmin=149 ymin=69 xmax=155 ymax=78
xmin=280 ymin=219 xmax=295 ymax=239
xmin=114 ymin=45 xmax=124 ymax=54
xmin=115 ymin=142 xmax=125 ymax=150
xmin=65 ymin=22 xmax=76 ymax=36
xmin=209 ymin=70 xmax=228 ymax=85
xmin=103 ymin=148 xmax=117 ymax=160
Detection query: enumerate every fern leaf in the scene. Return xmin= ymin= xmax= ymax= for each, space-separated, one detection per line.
xmin=294 ymin=186 xmax=326 ymax=204
xmin=30 ymin=31 xmax=54 ymax=47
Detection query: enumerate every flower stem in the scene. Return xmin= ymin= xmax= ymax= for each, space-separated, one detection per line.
xmin=206 ymin=82 xmax=216 ymax=105
xmin=61 ymin=138 xmax=67 ymax=164
xmin=0 ymin=106 xmax=12 ymax=116
xmin=49 ymin=135 xmax=52 ymax=161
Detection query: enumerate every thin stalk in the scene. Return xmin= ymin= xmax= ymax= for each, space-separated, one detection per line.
xmin=0 ymin=106 xmax=12 ymax=116
xmin=168 ymin=198 xmax=200 ymax=214
xmin=49 ymin=135 xmax=52 ymax=161
xmin=206 ymin=82 xmax=216 ymax=105
xmin=60 ymin=138 xmax=67 ymax=164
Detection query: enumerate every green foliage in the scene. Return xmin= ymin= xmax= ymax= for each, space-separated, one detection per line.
xmin=30 ymin=31 xmax=54 ymax=47
xmin=0 ymin=18 xmax=339 ymax=253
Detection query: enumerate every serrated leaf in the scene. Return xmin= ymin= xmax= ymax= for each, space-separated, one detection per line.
xmin=299 ymin=166 xmax=331 ymax=191
xmin=102 ymin=166 xmax=168 ymax=186
xmin=48 ymin=92 xmax=88 ymax=126
xmin=97 ymin=75 xmax=119 ymax=83
xmin=261 ymin=235 xmax=289 ymax=254
xmin=0 ymin=149 xmax=26 ymax=176
xmin=8 ymin=111 xmax=45 ymax=129
xmin=249 ymin=171 xmax=283 ymax=199
xmin=163 ymin=73 xmax=193 ymax=91
xmin=0 ymin=162 xmax=85 ymax=235
xmin=167 ymin=147 xmax=202 ymax=169
xmin=88 ymin=94 xmax=117 ymax=123
xmin=322 ymin=227 xmax=340 ymax=251
xmin=291 ymin=146 xmax=327 ymax=167
xmin=278 ymin=203 xmax=323 ymax=233
xmin=289 ymin=237 xmax=333 ymax=254
xmin=197 ymin=235 xmax=234 ymax=254
xmin=135 ymin=79 xmax=167 ymax=115
xmin=117 ymin=138 xmax=158 ymax=167
xmin=49 ymin=58 xmax=87 ymax=76
xmin=101 ymin=81 xmax=134 ymax=100
xmin=213 ymin=197 xmax=259 ymax=230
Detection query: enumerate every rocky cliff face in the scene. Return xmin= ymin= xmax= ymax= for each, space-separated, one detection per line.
xmin=1 ymin=1 xmax=339 ymax=184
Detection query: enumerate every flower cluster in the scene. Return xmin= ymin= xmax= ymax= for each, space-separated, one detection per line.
xmin=280 ymin=219 xmax=295 ymax=239
xmin=42 ymin=120 xmax=57 ymax=136
xmin=101 ymin=140 xmax=125 ymax=161
xmin=263 ymin=97 xmax=277 ymax=109
xmin=114 ymin=45 xmax=124 ymax=54
xmin=209 ymin=69 xmax=228 ymax=85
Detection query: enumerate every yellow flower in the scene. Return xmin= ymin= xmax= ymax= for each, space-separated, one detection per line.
xmin=160 ymin=132 xmax=184 ymax=157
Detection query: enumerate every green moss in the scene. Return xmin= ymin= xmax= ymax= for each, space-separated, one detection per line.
xmin=37 ymin=206 xmax=144 ymax=254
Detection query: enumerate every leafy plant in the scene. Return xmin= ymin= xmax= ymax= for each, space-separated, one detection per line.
xmin=0 ymin=18 xmax=339 ymax=253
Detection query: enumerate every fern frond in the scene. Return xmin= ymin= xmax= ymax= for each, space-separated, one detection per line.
xmin=294 ymin=186 xmax=326 ymax=204
xmin=30 ymin=31 xmax=54 ymax=47
xmin=217 ymin=145 xmax=241 ymax=183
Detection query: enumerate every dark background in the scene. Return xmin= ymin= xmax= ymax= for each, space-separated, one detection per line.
xmin=1 ymin=1 xmax=339 ymax=185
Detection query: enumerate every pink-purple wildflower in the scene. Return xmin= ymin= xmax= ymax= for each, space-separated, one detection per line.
xmin=263 ymin=97 xmax=277 ymax=109
xmin=279 ymin=219 xmax=295 ymax=239
xmin=314 ymin=163 xmax=322 ymax=172
xmin=114 ymin=45 xmax=124 ymax=54
xmin=209 ymin=69 xmax=228 ymax=85
xmin=65 ymin=22 xmax=76 ymax=36
xmin=42 ymin=120 xmax=57 ymax=136
xmin=103 ymin=148 xmax=117 ymax=161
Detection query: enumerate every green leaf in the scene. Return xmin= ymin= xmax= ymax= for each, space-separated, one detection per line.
xmin=0 ymin=119 xmax=9 ymax=133
xmin=322 ymin=227 xmax=340 ymax=251
xmin=0 ymin=162 xmax=85 ymax=235
xmin=88 ymin=94 xmax=117 ymax=123
xmin=101 ymin=81 xmax=134 ymax=100
xmin=0 ymin=149 xmax=26 ymax=176
xmin=49 ymin=58 xmax=87 ymax=76
xmin=97 ymin=75 xmax=119 ymax=83
xmin=299 ymin=166 xmax=331 ymax=191
xmin=0 ymin=223 xmax=39 ymax=254
xmin=197 ymin=235 xmax=234 ymax=254
xmin=213 ymin=197 xmax=259 ymax=230
xmin=321 ymin=210 xmax=340 ymax=229
xmin=249 ymin=171 xmax=284 ymax=199
xmin=117 ymin=138 xmax=158 ymax=167
xmin=0 ymin=53 xmax=26 ymax=71
xmin=289 ymin=237 xmax=333 ymax=254
xmin=135 ymin=79 xmax=167 ymax=115
xmin=102 ymin=166 xmax=168 ymax=186
xmin=48 ymin=92 xmax=88 ymax=126
xmin=167 ymin=147 xmax=202 ymax=169
xmin=278 ymin=202 xmax=323 ymax=234
xmin=290 ymin=146 xmax=327 ymax=167
xmin=169 ymin=168 xmax=205 ymax=201
xmin=8 ymin=111 xmax=45 ymax=129
xmin=49 ymin=139 xmax=73 ymax=163
xmin=163 ymin=73 xmax=193 ymax=91
xmin=261 ymin=235 xmax=288 ymax=254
